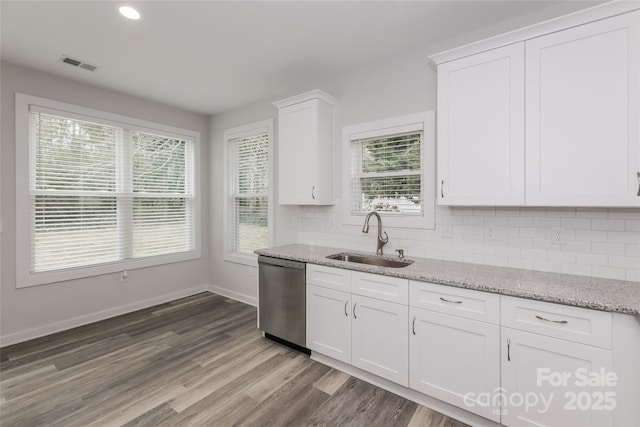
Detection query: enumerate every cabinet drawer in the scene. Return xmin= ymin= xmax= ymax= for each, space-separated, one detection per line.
xmin=409 ymin=281 xmax=500 ymax=324
xmin=501 ymin=296 xmax=612 ymax=349
xmin=306 ymin=264 xmax=351 ymax=292
xmin=351 ymin=271 xmax=408 ymax=304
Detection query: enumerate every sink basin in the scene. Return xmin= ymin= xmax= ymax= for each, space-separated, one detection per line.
xmin=326 ymin=252 xmax=413 ymax=268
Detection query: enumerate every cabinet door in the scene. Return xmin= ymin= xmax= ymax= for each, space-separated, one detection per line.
xmin=306 ymin=284 xmax=351 ymax=363
xmin=278 ymin=100 xmax=318 ymax=205
xmin=351 ymin=294 xmax=408 ymax=386
xmin=437 ymin=43 xmax=525 ymax=206
xmin=409 ymin=308 xmax=501 ymax=422
xmin=526 ymin=11 xmax=640 ymax=207
xmin=501 ymin=328 xmax=613 ymax=427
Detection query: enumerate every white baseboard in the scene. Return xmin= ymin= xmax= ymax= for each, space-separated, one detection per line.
xmin=0 ymin=285 xmax=209 ymax=347
xmin=208 ymin=284 xmax=257 ymax=307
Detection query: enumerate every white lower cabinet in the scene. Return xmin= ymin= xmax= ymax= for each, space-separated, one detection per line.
xmin=306 ymin=265 xmax=636 ymax=426
xmin=306 ymin=284 xmax=351 ymax=364
xmin=352 ymin=294 xmax=408 ymax=386
xmin=501 ymin=328 xmax=613 ymax=427
xmin=306 ymin=264 xmax=409 ymax=386
xmin=409 ymin=307 xmax=501 ymax=422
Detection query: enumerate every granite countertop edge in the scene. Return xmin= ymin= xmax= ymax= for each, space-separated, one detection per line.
xmin=255 ymin=244 xmax=640 ymax=317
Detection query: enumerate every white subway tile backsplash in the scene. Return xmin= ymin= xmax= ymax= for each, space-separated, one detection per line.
xmin=576 ymin=208 xmax=608 ymax=219
xmin=507 ymin=216 xmax=533 ymax=228
xmin=495 ymin=207 xmax=521 ymax=217
xmin=626 ymin=269 xmax=640 ymax=282
xmin=609 ymin=255 xmax=640 ymax=269
xmin=508 ymin=237 xmax=533 ymax=249
xmin=576 ymin=253 xmax=609 ymax=266
xmin=463 ymin=216 xmax=485 ymax=226
xmin=496 ymin=247 xmax=521 ymax=258
xmin=575 ymin=230 xmax=608 ymax=242
xmin=485 ymin=216 xmax=509 ymax=226
xmin=626 ymin=244 xmax=640 ymax=257
xmin=296 ymin=206 xmax=640 ymax=281
xmin=519 ymin=228 xmax=547 ymax=240
xmin=520 ymin=249 xmax=547 ymax=260
xmin=625 ymin=220 xmax=640 ymax=232
xmin=560 ymin=218 xmax=591 ymax=230
xmin=560 ymin=240 xmax=591 ymax=254
xmin=592 ymin=265 xmax=626 ymax=281
xmin=547 ymin=250 xmax=576 ymax=263
xmin=592 ymin=219 xmax=626 ymax=231
xmin=608 ymin=209 xmax=640 ymax=220
xmin=592 ymin=242 xmax=626 ymax=256
xmin=533 ymin=259 xmax=563 ymax=273
xmin=533 ymin=217 xmax=562 ymax=228
xmin=608 ymin=231 xmax=640 ymax=244
xmin=561 ymin=263 xmax=592 ymax=276
xmin=546 ymin=208 xmax=576 ymax=218
xmin=473 ymin=207 xmax=496 ymax=216
xmin=508 ymin=258 xmax=533 ymax=269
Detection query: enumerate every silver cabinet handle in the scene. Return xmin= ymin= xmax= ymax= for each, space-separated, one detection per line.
xmin=637 ymin=172 xmax=640 ymax=196
xmin=440 ymin=297 xmax=462 ymax=304
xmin=353 ymin=302 xmax=357 ymax=319
xmin=507 ymin=338 xmax=511 ymax=362
xmin=412 ymin=316 xmax=416 ymax=335
xmin=312 ymin=186 xmax=316 ymax=200
xmin=441 ymin=180 xmax=444 ymax=198
xmin=344 ymin=300 xmax=348 ymax=317
xmin=535 ymin=315 xmax=568 ymax=324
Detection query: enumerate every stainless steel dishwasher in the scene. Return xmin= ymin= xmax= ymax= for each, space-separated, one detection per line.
xmin=258 ymin=256 xmax=308 ymax=352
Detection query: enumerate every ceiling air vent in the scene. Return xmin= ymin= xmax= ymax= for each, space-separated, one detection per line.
xmin=59 ymin=55 xmax=98 ymax=72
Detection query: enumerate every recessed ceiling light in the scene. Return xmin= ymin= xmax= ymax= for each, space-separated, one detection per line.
xmin=118 ymin=5 xmax=141 ymax=20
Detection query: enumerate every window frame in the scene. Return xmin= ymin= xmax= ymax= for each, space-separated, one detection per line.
xmin=342 ymin=111 xmax=435 ymax=229
xmin=223 ymin=119 xmax=274 ymax=266
xmin=15 ymin=93 xmax=202 ymax=288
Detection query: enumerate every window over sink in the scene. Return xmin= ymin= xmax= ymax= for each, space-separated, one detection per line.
xmin=343 ymin=111 xmax=435 ymax=229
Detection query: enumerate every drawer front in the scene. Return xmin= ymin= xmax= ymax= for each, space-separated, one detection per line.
xmin=501 ymin=296 xmax=612 ymax=349
xmin=306 ymin=264 xmax=351 ymax=292
xmin=351 ymin=271 xmax=408 ymax=305
xmin=409 ymin=281 xmax=500 ymax=324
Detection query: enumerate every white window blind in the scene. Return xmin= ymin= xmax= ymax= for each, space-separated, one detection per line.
xmin=350 ymin=131 xmax=423 ymax=215
xmin=228 ymin=132 xmax=269 ymax=256
xmin=29 ymin=110 xmax=194 ymax=274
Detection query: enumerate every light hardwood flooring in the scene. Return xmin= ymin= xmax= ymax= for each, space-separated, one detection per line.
xmin=0 ymin=292 xmax=469 ymax=427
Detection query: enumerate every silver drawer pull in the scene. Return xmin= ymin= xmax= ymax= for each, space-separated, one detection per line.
xmin=440 ymin=297 xmax=462 ymax=304
xmin=412 ymin=316 xmax=416 ymax=336
xmin=535 ymin=315 xmax=568 ymax=324
xmin=344 ymin=300 xmax=348 ymax=317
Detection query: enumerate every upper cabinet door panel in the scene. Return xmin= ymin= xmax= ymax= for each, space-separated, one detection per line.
xmin=526 ymin=11 xmax=640 ymax=207
xmin=437 ymin=43 xmax=525 ymax=206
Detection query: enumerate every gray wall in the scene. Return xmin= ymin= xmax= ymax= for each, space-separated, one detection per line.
xmin=0 ymin=62 xmax=210 ymax=344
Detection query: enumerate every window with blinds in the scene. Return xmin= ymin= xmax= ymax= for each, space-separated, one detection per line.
xmin=227 ymin=130 xmax=270 ymax=258
xmin=17 ymin=94 xmax=199 ymax=286
xmin=350 ymin=131 xmax=423 ymax=215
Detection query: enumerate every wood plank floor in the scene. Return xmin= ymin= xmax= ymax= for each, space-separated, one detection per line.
xmin=0 ymin=292 xmax=469 ymax=427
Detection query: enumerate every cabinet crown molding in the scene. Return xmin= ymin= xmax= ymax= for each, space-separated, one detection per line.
xmin=273 ymin=89 xmax=337 ymax=108
xmin=429 ymin=0 xmax=640 ymax=64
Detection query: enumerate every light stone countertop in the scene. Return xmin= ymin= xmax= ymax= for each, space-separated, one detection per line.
xmin=255 ymin=243 xmax=640 ymax=317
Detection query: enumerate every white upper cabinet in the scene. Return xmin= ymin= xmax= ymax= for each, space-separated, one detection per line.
xmin=525 ymin=12 xmax=640 ymax=207
xmin=431 ymin=4 xmax=640 ymax=207
xmin=273 ymin=90 xmax=336 ymax=205
xmin=437 ymin=43 xmax=525 ymax=206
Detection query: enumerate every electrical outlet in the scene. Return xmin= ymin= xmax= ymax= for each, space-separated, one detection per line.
xmin=551 ymin=228 xmax=565 ymax=245
xmin=485 ymin=225 xmax=496 ymax=241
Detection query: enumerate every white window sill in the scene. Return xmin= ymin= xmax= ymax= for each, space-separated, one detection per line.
xmin=224 ymin=252 xmax=258 ymax=267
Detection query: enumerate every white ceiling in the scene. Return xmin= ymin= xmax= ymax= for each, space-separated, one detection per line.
xmin=1 ymin=1 xmax=603 ymax=115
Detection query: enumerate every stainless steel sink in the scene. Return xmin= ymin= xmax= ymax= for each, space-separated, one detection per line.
xmin=326 ymin=252 xmax=413 ymax=268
